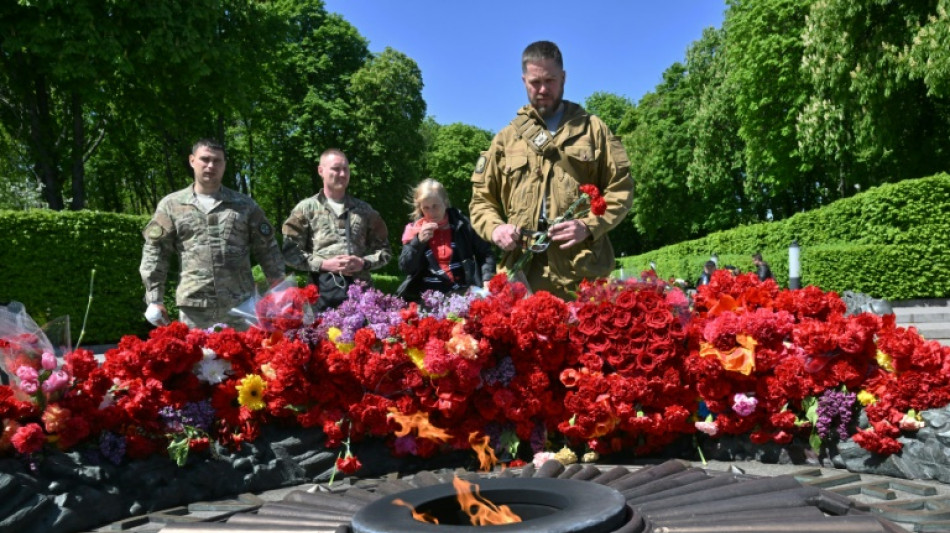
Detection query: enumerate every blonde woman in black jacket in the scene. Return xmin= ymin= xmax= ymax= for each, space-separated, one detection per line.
xmin=397 ymin=179 xmax=496 ymax=301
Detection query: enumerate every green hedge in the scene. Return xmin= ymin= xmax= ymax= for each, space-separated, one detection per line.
xmin=0 ymin=210 xmax=151 ymax=344
xmin=619 ymin=173 xmax=950 ymax=300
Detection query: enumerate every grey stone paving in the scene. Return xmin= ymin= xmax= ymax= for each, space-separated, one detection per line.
xmin=81 ymin=460 xmax=950 ymax=533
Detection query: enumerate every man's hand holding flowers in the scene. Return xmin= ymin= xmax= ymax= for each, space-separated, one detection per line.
xmin=547 ymin=219 xmax=590 ymax=249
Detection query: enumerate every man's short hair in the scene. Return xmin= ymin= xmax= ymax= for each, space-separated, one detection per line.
xmin=752 ymin=252 xmax=763 ymax=261
xmin=320 ymin=148 xmax=347 ymax=164
xmin=704 ymin=260 xmax=716 ymax=270
xmin=192 ymin=138 xmax=226 ymax=159
xmin=522 ymin=40 xmax=563 ymax=72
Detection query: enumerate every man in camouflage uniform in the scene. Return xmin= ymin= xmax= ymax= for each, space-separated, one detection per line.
xmin=282 ymin=148 xmax=391 ymax=310
xmin=469 ymin=40 xmax=634 ymax=299
xmin=139 ymin=139 xmax=285 ymax=330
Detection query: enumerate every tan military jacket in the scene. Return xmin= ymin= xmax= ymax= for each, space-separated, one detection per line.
xmin=470 ymin=101 xmax=634 ymax=296
xmin=139 ymin=186 xmax=285 ymax=309
xmin=281 ymin=191 xmax=391 ymax=282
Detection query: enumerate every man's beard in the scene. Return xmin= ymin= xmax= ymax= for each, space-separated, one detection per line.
xmin=534 ymin=97 xmax=563 ymax=119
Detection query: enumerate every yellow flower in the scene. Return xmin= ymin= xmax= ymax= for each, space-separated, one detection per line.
xmin=327 ymin=327 xmax=354 ymax=354
xmin=406 ymin=346 xmax=446 ymax=378
xmin=875 ymin=350 xmax=894 ymax=372
xmin=236 ymin=374 xmax=267 ymax=411
xmin=407 ymin=347 xmax=426 ymax=372
xmin=857 ymin=390 xmax=877 ymax=407
xmin=554 ymin=446 xmax=578 ymax=465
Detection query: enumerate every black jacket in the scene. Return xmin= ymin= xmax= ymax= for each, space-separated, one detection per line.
xmin=396 ymin=208 xmax=496 ymax=301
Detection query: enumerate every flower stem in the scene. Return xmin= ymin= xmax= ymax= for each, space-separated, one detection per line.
xmin=75 ymin=269 xmax=96 ymax=350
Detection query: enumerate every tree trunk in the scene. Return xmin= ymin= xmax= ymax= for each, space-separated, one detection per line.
xmin=30 ymin=73 xmax=63 ymax=210
xmin=70 ymin=91 xmax=85 ymax=210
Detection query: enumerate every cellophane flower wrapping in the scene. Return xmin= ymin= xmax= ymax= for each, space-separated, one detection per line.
xmin=0 ymin=302 xmax=69 ymax=393
xmin=231 ymin=276 xmax=319 ymax=331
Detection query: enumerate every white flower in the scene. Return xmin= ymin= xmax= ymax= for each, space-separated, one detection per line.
xmin=532 ymin=451 xmax=557 ymax=469
xmin=196 ymin=355 xmax=232 ymax=385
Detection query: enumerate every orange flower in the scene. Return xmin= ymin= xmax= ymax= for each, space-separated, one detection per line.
xmin=699 ymin=333 xmax=758 ymax=375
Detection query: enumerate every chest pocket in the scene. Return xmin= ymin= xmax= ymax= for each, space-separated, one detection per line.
xmin=562 ymin=143 xmax=598 ymax=182
xmin=221 ymin=210 xmax=248 ymax=245
xmin=348 ymin=214 xmax=364 ymax=250
xmin=175 ymin=211 xmax=204 ymax=247
xmin=503 ymin=151 xmax=531 ymax=215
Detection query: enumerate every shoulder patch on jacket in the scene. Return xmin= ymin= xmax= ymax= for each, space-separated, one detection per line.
xmin=474 ymin=154 xmax=486 ymax=174
xmin=144 ymin=221 xmax=164 ymax=240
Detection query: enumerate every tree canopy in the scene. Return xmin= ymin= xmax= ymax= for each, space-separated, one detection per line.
xmin=3 ymin=1 xmax=950 ymax=258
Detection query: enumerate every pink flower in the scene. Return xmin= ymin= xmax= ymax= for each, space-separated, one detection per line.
xmin=695 ymin=421 xmax=718 ymax=436
xmin=41 ymin=351 xmax=57 ymax=371
xmin=899 ymin=414 xmax=925 ymax=431
xmin=41 ymin=370 xmax=70 ymax=393
xmin=732 ymin=393 xmax=758 ymax=417
xmin=15 ymin=365 xmax=38 ymax=382
xmin=19 ymin=379 xmax=39 ymax=395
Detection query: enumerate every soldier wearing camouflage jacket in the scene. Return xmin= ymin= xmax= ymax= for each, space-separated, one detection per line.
xmin=281 ymin=149 xmax=391 ymax=310
xmin=139 ymin=139 xmax=285 ymax=330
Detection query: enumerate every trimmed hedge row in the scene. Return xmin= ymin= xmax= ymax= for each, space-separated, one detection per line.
xmin=618 ymin=173 xmax=950 ymax=300
xmin=0 ymin=210 xmax=151 ymax=344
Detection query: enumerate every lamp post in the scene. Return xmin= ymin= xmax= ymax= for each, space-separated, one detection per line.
xmin=711 ymin=253 xmax=719 ymax=267
xmin=649 ymin=260 xmax=657 ymax=272
xmin=788 ymin=239 xmax=801 ymax=289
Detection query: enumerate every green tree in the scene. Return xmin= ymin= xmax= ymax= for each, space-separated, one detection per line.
xmin=226 ymin=2 xmax=369 ymax=226
xmin=799 ymin=0 xmax=950 ymax=195
xmin=685 ymin=27 xmax=750 ymax=233
xmin=725 ymin=0 xmax=819 ymax=220
xmin=628 ymin=64 xmax=700 ymax=250
xmin=420 ymin=120 xmax=493 ymax=215
xmin=905 ymin=0 xmax=950 ymax=98
xmin=347 ymin=47 xmax=427 ymax=237
xmin=584 ymin=92 xmax=636 ymax=135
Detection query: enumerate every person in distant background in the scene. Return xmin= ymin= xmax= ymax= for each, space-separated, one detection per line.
xmin=397 ymin=179 xmax=495 ymax=301
xmin=752 ymin=252 xmax=774 ymax=281
xmin=696 ymin=260 xmax=716 ymax=287
xmin=140 ymin=139 xmax=285 ymax=330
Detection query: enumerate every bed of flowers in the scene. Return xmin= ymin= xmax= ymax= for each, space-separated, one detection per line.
xmin=1 ymin=269 xmax=948 ymax=475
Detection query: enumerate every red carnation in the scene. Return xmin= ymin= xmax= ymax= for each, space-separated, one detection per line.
xmin=336 ymin=454 xmax=363 ymax=475
xmin=589 ymin=196 xmax=607 ymax=216
xmin=11 ymin=422 xmax=45 ymax=455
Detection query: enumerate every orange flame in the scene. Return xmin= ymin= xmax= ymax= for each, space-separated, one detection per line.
xmin=453 ymin=477 xmax=522 ymax=525
xmin=388 ymin=409 xmax=451 ymax=442
xmin=468 ymin=432 xmax=498 ymax=472
xmin=392 ymin=498 xmax=439 ymax=524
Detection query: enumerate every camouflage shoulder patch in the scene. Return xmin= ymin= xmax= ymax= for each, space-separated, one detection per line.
xmin=259 ymin=222 xmax=273 ymax=236
xmin=144 ymin=221 xmax=164 ymax=240
xmin=474 ymin=155 xmax=487 ymax=174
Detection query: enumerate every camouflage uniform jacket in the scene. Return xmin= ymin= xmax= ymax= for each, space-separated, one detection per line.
xmin=139 ymin=185 xmax=284 ymax=308
xmin=281 ymin=191 xmax=391 ymax=282
xmin=469 ymin=101 xmax=634 ymax=291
